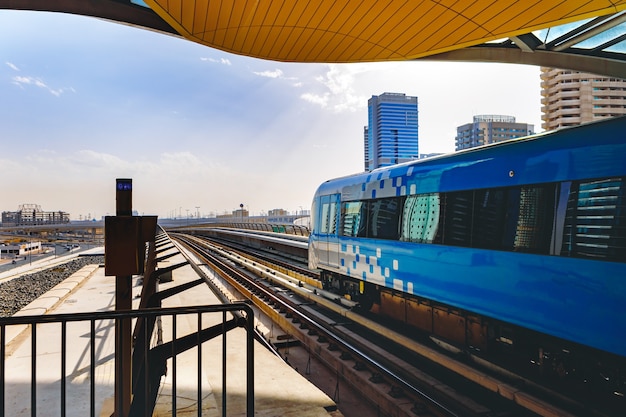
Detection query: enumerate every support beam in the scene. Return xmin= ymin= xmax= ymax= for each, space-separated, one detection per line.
xmin=422 ymin=46 xmax=626 ymax=79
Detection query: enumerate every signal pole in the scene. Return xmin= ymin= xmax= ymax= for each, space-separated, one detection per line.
xmin=114 ymin=178 xmax=132 ymax=416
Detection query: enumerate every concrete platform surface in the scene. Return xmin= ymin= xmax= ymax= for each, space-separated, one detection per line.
xmin=2 ymin=249 xmax=341 ymax=417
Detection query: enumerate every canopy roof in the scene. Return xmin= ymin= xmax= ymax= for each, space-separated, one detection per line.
xmin=143 ymin=0 xmax=626 ymax=63
xmin=2 ymin=0 xmax=624 ymax=76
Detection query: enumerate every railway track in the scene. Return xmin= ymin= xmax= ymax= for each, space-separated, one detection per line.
xmin=170 ymin=232 xmax=573 ymax=417
xmin=188 ymin=230 xmax=626 ymax=416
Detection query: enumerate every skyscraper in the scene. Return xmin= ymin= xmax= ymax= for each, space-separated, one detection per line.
xmin=455 ymin=115 xmax=534 ymax=151
xmin=364 ymin=92 xmax=418 ymax=171
xmin=541 ymin=67 xmax=626 ymax=131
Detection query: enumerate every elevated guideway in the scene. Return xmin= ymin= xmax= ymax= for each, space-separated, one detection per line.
xmin=177 ymin=224 xmax=310 ymax=263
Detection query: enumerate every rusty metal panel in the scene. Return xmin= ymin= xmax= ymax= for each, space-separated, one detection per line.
xmin=140 ymin=215 xmax=158 ymax=242
xmin=406 ymin=298 xmax=433 ymax=333
xmin=466 ymin=315 xmax=488 ymax=350
xmin=433 ymin=307 xmax=466 ymax=346
xmin=104 ymin=216 xmax=140 ymax=276
xmin=380 ymin=291 xmax=406 ymax=323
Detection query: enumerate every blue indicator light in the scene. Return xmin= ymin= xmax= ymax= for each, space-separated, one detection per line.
xmin=116 ymin=180 xmax=132 ymax=191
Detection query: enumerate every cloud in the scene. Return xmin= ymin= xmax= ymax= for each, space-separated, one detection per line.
xmin=6 ymin=62 xmax=19 ymax=71
xmin=300 ymin=92 xmax=328 ymax=108
xmin=71 ymin=150 xmax=131 ymax=170
xmin=297 ymin=63 xmax=374 ymax=113
xmin=18 ymin=150 xmax=130 ymax=180
xmin=253 ymin=69 xmax=284 ymax=78
xmin=160 ymin=151 xmax=204 ymax=171
xmin=240 ymin=63 xmax=371 ymax=114
xmin=200 ymin=57 xmax=232 ymax=65
xmin=11 ymin=75 xmax=72 ymax=96
xmin=12 ymin=75 xmax=38 ymax=86
xmin=317 ymin=64 xmax=369 ymax=94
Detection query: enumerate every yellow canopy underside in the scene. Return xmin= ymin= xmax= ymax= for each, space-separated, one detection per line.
xmin=144 ymin=0 xmax=626 ymax=63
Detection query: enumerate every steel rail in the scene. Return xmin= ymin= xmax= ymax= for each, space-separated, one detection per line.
xmin=174 ymin=233 xmax=470 ymax=417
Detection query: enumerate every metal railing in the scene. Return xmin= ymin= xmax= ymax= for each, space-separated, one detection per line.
xmin=0 ymin=303 xmax=254 ymax=417
xmin=217 ymin=222 xmax=310 ymax=236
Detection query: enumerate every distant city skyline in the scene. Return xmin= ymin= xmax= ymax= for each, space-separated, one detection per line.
xmin=1 ymin=10 xmax=543 ymax=220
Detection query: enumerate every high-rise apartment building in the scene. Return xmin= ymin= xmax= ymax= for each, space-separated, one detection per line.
xmin=364 ymin=92 xmax=418 ymax=171
xmin=540 ymin=67 xmax=626 ymax=131
xmin=455 ymin=115 xmax=534 ymax=151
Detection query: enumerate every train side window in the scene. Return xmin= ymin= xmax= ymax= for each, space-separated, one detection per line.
xmin=320 ymin=201 xmax=331 ymax=234
xmin=329 ymin=200 xmax=338 ymax=235
xmin=501 ymin=188 xmax=521 ymax=250
xmin=368 ymin=197 xmax=402 ymax=240
xmin=441 ymin=190 xmax=474 ymax=247
xmin=561 ymin=177 xmax=626 ymax=262
xmin=472 ymin=189 xmax=508 ymax=250
xmin=341 ymin=201 xmax=363 ymax=237
xmin=513 ymin=184 xmax=556 ymax=254
xmin=319 ymin=194 xmax=339 ymax=235
xmin=401 ymin=193 xmax=440 ymax=243
xmin=550 ymin=182 xmax=571 ymax=255
xmin=320 ymin=199 xmax=337 ymax=234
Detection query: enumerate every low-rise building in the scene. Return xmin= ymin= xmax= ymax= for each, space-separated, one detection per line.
xmin=1 ymin=204 xmax=70 ymax=226
xmin=455 ymin=115 xmax=534 ymax=151
xmin=0 ymin=241 xmax=42 ymax=259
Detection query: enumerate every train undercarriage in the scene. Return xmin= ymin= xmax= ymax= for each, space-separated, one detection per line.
xmin=320 ymin=269 xmax=626 ymax=412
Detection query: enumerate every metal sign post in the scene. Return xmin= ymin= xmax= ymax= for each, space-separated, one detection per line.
xmin=105 ymin=178 xmax=159 ymax=416
xmin=109 ymin=178 xmax=134 ymax=416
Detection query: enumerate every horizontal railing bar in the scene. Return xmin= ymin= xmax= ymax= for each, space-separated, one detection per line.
xmin=0 ymin=303 xmax=252 ymax=326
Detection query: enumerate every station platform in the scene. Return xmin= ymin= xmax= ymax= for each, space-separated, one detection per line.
xmin=2 ymin=248 xmax=341 ymax=417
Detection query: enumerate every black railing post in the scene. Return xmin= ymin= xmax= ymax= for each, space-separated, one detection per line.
xmin=61 ymin=322 xmax=67 ymax=417
xmin=1 ymin=326 xmax=5 ymax=417
xmin=31 ymin=324 xmax=37 ymax=417
xmin=246 ymin=308 xmax=255 ymax=416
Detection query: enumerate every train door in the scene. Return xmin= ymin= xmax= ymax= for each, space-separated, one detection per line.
xmin=318 ymin=194 xmax=340 ymax=268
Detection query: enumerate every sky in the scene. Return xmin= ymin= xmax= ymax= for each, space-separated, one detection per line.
xmin=1 ymin=10 xmax=543 ymax=220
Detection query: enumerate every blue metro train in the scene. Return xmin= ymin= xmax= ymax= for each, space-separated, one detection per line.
xmin=309 ymin=116 xmax=626 ymax=394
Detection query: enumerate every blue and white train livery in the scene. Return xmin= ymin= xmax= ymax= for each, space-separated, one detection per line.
xmin=309 ymin=116 xmax=626 ymax=394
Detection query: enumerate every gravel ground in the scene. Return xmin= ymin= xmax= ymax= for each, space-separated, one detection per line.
xmin=0 ymin=255 xmax=104 ymax=317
